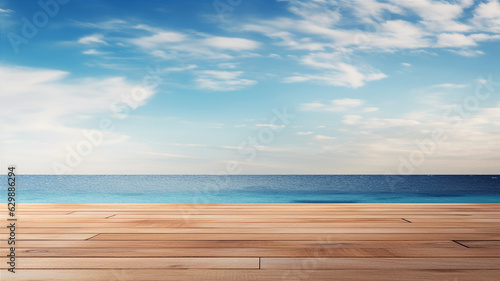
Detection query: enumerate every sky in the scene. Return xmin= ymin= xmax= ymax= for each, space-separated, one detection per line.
xmin=0 ymin=0 xmax=499 ymax=175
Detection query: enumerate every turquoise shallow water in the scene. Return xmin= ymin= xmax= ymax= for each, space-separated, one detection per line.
xmin=2 ymin=175 xmax=500 ymax=203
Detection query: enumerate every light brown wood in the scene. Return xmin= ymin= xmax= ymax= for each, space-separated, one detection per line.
xmin=1 ymin=257 xmax=259 ymax=269
xmin=89 ymin=232 xmax=500 ymax=240
xmin=2 ymin=203 xmax=499 ymax=281
xmin=5 ymin=269 xmax=500 ymax=281
xmin=260 ymin=257 xmax=500 ymax=270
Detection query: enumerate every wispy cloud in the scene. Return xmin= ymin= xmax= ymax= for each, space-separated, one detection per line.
xmin=471 ymin=0 xmax=500 ymax=32
xmin=78 ymin=34 xmax=108 ymax=45
xmin=299 ymin=98 xmax=366 ymax=112
xmin=342 ymin=115 xmax=421 ymax=128
xmin=0 ymin=8 xmax=13 ymax=13
xmin=314 ymin=135 xmax=336 ymax=141
xmin=283 ymin=52 xmax=387 ymax=88
xmin=126 ymin=25 xmax=259 ymax=60
xmin=0 ymin=65 xmax=156 ymax=173
xmin=129 ymin=30 xmax=187 ymax=48
xmin=431 ymin=83 xmax=468 ymax=89
xmin=82 ymin=49 xmax=107 ymax=55
xmin=133 ymin=151 xmax=196 ymax=159
xmin=195 ymin=70 xmax=256 ymax=91
xmin=202 ymin=37 xmax=259 ymax=50
xmin=449 ymin=49 xmax=485 ymax=57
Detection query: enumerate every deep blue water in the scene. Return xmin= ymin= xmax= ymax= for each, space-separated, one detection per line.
xmin=2 ymin=175 xmax=500 ymax=203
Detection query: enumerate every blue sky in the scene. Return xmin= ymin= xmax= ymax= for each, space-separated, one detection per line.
xmin=1 ymin=0 xmax=500 ymax=174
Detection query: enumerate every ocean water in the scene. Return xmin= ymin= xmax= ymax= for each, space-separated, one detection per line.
xmin=2 ymin=175 xmax=499 ymax=203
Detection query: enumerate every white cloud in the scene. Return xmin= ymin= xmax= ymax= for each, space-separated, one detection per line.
xmin=133 ymin=151 xmax=196 ymax=159
xmin=342 ymin=115 xmax=421 ymax=128
xmin=392 ymin=0 xmax=471 ymax=32
xmin=78 ymin=34 xmax=108 ymax=45
xmin=431 ymin=83 xmax=467 ymax=89
xmin=130 ymin=31 xmax=186 ymax=48
xmin=296 ymin=131 xmax=313 ymax=135
xmin=195 ymin=70 xmax=256 ymax=91
xmin=348 ymin=0 xmax=404 ymax=23
xmin=73 ymin=19 xmax=128 ymax=30
xmin=363 ymin=20 xmax=432 ymax=50
xmin=242 ymin=0 xmax=500 ymax=62
xmin=0 ymin=8 xmax=13 ymax=13
xmin=137 ymin=29 xmax=257 ymax=63
xmin=470 ymin=33 xmax=500 ymax=41
xmin=342 ymin=115 xmax=363 ymax=125
xmin=199 ymin=70 xmax=243 ymax=80
xmin=287 ymin=0 xmax=341 ymax=27
xmin=82 ymin=49 xmax=106 ymax=55
xmin=123 ymin=25 xmax=259 ymax=60
xmin=449 ymin=49 xmax=485 ymax=57
xmin=472 ymin=0 xmax=500 ymax=32
xmin=401 ymin=62 xmax=412 ymax=67
xmin=0 ymin=65 xmax=156 ymax=173
xmin=202 ymin=37 xmax=259 ymax=50
xmin=299 ymin=98 xmax=370 ymax=112
xmin=0 ymin=65 xmax=155 ymax=120
xmin=285 ymin=52 xmax=387 ymax=88
xmin=314 ymin=135 xmax=336 ymax=141
xmin=218 ymin=62 xmax=238 ymax=69
xmin=362 ymin=107 xmax=379 ymax=113
xmin=255 ymin=124 xmax=285 ymax=130
xmin=299 ymin=98 xmax=366 ymax=112
xmin=437 ymin=33 xmax=477 ymax=47
xmin=162 ymin=64 xmax=197 ymax=72
xmin=150 ymin=50 xmax=176 ymax=60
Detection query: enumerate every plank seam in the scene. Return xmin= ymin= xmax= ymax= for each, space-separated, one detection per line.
xmin=86 ymin=234 xmax=101 ymax=241
xmin=452 ymin=240 xmax=470 ymax=248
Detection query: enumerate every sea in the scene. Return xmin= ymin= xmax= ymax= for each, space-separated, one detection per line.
xmin=2 ymin=175 xmax=500 ymax=203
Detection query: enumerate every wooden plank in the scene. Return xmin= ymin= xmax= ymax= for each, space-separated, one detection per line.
xmin=14 ymin=221 xmax=499 ymax=228
xmin=4 ymin=269 xmax=500 ymax=281
xmin=0 ymin=234 xmax=97 ymax=241
xmin=2 ymin=247 xmax=393 ymax=257
xmin=7 ymin=222 xmax=418 ymax=228
xmin=10 ymin=213 xmax=499 ymax=218
xmin=4 ymin=227 xmax=500 ymax=234
xmin=0 ymin=257 xmax=259 ymax=269
xmin=5 ymin=246 xmax=500 ymax=257
xmin=457 ymin=240 xmax=500 ymax=248
xmin=7 ymin=240 xmax=462 ymax=249
xmin=261 ymin=257 xmax=500 ymax=270
xmin=90 ymin=233 xmax=500 ymax=241
xmin=2 ymin=218 xmax=415 ymax=224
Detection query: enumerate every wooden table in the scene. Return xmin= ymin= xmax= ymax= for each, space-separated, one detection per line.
xmin=1 ymin=204 xmax=499 ymax=280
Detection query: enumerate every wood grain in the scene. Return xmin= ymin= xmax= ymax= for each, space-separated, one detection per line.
xmin=2 ymin=203 xmax=499 ymax=280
